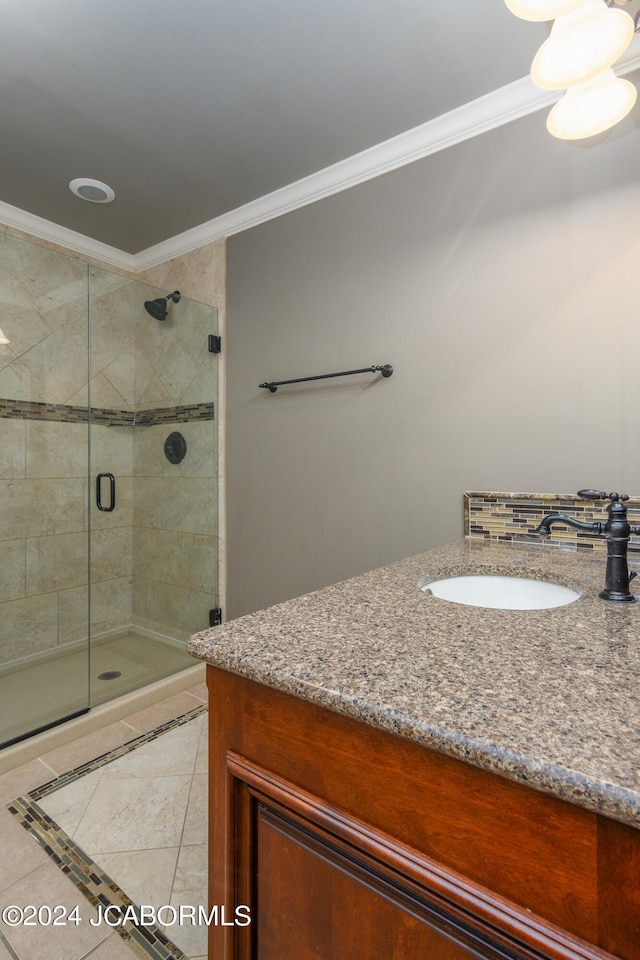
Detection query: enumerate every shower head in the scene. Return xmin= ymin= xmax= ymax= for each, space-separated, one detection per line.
xmin=144 ymin=290 xmax=181 ymax=321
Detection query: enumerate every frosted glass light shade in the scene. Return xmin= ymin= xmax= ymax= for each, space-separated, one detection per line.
xmin=547 ymin=69 xmax=637 ymax=138
xmin=531 ymin=0 xmax=634 ymax=89
xmin=504 ymin=0 xmax=585 ymax=21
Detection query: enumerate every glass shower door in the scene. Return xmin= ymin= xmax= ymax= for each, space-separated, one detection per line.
xmin=0 ymin=237 xmax=219 ymax=747
xmin=88 ymin=269 xmax=219 ymax=703
xmin=0 ymin=234 xmax=91 ymax=746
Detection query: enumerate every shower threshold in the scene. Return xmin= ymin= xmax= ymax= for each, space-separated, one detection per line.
xmin=0 ymin=627 xmax=195 ymax=748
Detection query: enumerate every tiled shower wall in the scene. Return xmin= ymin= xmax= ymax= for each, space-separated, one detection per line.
xmin=0 ymin=233 xmax=218 ymax=666
xmin=90 ymin=267 xmax=219 ymax=642
xmin=132 ymin=416 xmax=218 ymax=639
xmin=0 ymin=238 xmax=94 ymax=660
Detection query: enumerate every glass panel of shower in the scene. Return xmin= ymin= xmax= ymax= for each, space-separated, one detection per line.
xmin=0 ymin=234 xmax=91 ymax=745
xmin=88 ymin=268 xmax=219 ymax=704
xmin=0 ymin=232 xmax=219 ymax=747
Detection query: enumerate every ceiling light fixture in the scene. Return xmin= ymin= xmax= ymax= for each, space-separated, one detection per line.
xmin=546 ymin=67 xmax=637 ymax=137
xmin=505 ymin=0 xmax=586 ymax=21
xmin=504 ymin=0 xmax=639 ymax=139
xmin=531 ymin=0 xmax=634 ymax=89
xmin=69 ymin=178 xmax=115 ymax=203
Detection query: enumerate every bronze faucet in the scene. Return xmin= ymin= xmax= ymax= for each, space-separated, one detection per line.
xmin=535 ymin=490 xmax=640 ymax=603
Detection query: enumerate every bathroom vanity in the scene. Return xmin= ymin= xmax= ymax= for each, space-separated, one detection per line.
xmin=188 ymin=539 xmax=640 ymax=960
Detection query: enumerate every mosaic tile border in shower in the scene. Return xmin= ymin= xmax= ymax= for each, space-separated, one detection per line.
xmin=134 ymin=403 xmax=215 ymax=426
xmin=0 ymin=398 xmax=129 ymax=425
xmin=7 ymin=704 xmax=206 ymax=960
xmin=464 ymin=491 xmax=640 ymax=555
xmin=0 ymin=398 xmax=215 ymax=427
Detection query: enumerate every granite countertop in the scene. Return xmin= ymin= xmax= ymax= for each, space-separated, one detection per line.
xmin=188 ymin=538 xmax=640 ymax=829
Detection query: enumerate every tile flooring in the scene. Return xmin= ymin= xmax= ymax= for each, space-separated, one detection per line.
xmin=0 ymin=682 xmax=208 ymax=960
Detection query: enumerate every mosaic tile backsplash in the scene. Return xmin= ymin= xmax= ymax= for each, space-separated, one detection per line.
xmin=464 ymin=491 xmax=640 ymax=556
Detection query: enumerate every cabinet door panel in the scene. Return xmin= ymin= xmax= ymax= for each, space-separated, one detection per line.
xmin=256 ymin=804 xmax=508 ymax=960
xmin=212 ymin=738 xmax=620 ymax=960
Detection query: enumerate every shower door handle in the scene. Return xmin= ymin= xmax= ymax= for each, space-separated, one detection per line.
xmin=96 ymin=472 xmax=116 ymax=512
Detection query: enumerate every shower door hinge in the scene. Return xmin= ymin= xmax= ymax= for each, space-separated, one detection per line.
xmin=209 ymin=607 xmax=223 ymax=627
xmin=208 ymin=335 xmax=221 ymax=354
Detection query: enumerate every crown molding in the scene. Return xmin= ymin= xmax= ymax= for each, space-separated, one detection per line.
xmin=0 ymin=200 xmax=136 ymax=271
xmin=133 ymin=35 xmax=640 ymax=270
xmin=134 ymin=74 xmax=556 ymax=270
xmin=3 ymin=39 xmax=640 ymax=274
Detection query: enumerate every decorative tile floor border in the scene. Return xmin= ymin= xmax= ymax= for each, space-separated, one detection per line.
xmin=0 ymin=399 xmax=215 ymax=427
xmin=7 ymin=705 xmax=207 ymax=960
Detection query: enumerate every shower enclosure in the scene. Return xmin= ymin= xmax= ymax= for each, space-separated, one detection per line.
xmin=0 ymin=232 xmax=219 ymax=747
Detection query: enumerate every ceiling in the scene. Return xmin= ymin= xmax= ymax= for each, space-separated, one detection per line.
xmin=0 ymin=1 xmax=636 ymax=257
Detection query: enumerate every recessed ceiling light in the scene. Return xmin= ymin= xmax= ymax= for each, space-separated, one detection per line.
xmin=69 ymin=178 xmax=115 ymax=203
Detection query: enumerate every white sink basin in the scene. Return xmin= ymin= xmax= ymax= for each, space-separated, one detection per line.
xmin=418 ymin=575 xmax=581 ymax=610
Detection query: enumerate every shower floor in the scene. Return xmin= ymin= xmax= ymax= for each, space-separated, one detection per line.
xmin=0 ymin=629 xmax=195 ymax=748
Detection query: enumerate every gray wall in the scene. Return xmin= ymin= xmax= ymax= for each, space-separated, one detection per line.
xmin=226 ymin=106 xmax=640 ymax=620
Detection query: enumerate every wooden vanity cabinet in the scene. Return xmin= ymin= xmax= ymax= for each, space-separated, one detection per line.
xmin=207 ymin=666 xmax=640 ymax=960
